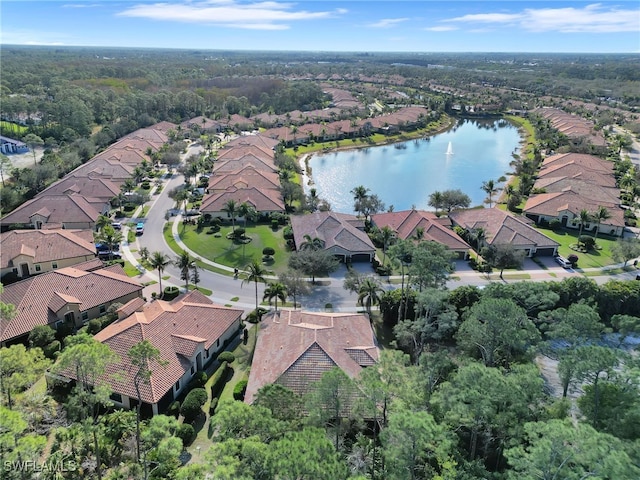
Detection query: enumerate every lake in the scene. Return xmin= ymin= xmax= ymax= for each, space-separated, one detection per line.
xmin=305 ymin=118 xmax=522 ymax=213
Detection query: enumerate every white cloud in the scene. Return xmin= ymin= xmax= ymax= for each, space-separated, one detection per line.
xmin=424 ymin=26 xmax=457 ymax=32
xmin=367 ymin=18 xmax=409 ymax=29
xmin=117 ymin=1 xmax=346 ymax=30
xmin=443 ymin=3 xmax=639 ymax=33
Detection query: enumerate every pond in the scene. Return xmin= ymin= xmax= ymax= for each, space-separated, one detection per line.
xmin=305 ymin=118 xmax=522 ymax=213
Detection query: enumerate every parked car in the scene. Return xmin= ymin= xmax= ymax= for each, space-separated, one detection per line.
xmin=135 ymin=222 xmax=144 ymax=235
xmin=554 ymin=255 xmax=572 ymax=268
xmin=111 ymin=222 xmax=122 ymax=230
xmin=98 ymin=251 xmax=122 ymax=260
xmin=95 ymin=242 xmax=119 ymax=252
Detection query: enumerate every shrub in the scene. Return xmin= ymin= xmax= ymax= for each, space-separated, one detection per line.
xmin=210 ymin=362 xmax=231 ymax=399
xmin=167 ymin=401 xmax=181 ymax=418
xmin=283 ymin=225 xmax=294 ymax=240
xmin=29 ymin=325 xmax=56 ymax=348
xmin=233 ymin=379 xmax=248 ymax=401
xmin=567 ymin=254 xmax=579 ymax=266
xmin=188 ymin=371 xmax=208 ymax=390
xmin=234 ymin=227 xmax=246 ymax=238
xmin=578 ymin=235 xmax=596 ymax=250
xmin=207 ymin=225 xmax=220 ymax=234
xmin=271 ymin=219 xmax=279 ymax=230
xmin=217 ymin=352 xmax=235 ymax=363
xmin=43 ymin=340 xmax=61 ymax=359
xmin=376 ymin=265 xmax=392 ymax=276
xmin=86 ymin=318 xmax=102 ymax=335
xmin=163 ymin=286 xmax=180 ymax=301
xmin=180 ymin=388 xmax=208 ymax=421
xmin=209 ymin=397 xmax=218 ymax=415
xmin=176 ymin=424 xmax=195 ymax=446
xmin=549 ymin=218 xmax=561 ymax=230
xmin=246 ymin=308 xmax=268 ymax=323
xmin=262 ymin=247 xmax=275 ymax=257
xmin=141 ymin=181 xmax=151 ymax=190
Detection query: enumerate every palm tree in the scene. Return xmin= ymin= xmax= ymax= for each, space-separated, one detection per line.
xmin=174 ymin=250 xmax=193 ymax=291
xmin=379 ymin=226 xmax=395 ymax=266
xmin=263 ymin=282 xmax=288 ymax=312
xmin=413 ymin=227 xmax=425 ymax=242
xmin=357 ymin=277 xmax=384 ymax=320
xmin=577 ymin=209 xmax=592 ymax=238
xmin=95 ymin=225 xmax=123 ymax=260
xmin=222 ymin=199 xmax=238 ymax=232
xmin=149 ymin=251 xmax=170 ymax=296
xmin=351 ymin=185 xmax=370 ymax=217
xmin=139 ymin=247 xmax=149 ymax=263
xmin=121 ymin=178 xmax=137 ymax=196
xmin=238 ymin=202 xmax=257 ymax=229
xmin=242 ymin=260 xmax=269 ymax=314
xmin=481 ymin=179 xmax=499 ymax=208
xmin=300 ymin=234 xmax=325 ymax=251
xmin=95 ymin=214 xmax=111 ymax=231
xmin=593 ymin=206 xmax=611 ymax=242
xmin=428 ymin=191 xmax=444 ymax=216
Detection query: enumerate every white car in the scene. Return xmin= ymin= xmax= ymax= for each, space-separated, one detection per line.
xmin=554 ymin=255 xmax=572 ymax=268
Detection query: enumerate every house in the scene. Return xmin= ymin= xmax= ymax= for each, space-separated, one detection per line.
xmin=244 ymin=310 xmax=379 ymax=404
xmin=206 ymin=166 xmax=281 ymax=194
xmin=1 ymin=229 xmax=96 ymax=281
xmin=523 ymin=190 xmax=625 ymax=237
xmin=290 ymin=211 xmax=376 ymax=262
xmin=532 ymin=108 xmax=607 ymax=153
xmin=199 ymin=186 xmax=285 ymax=218
xmin=81 ymin=291 xmax=243 ymax=415
xmin=371 ymin=209 xmax=471 ymax=259
xmin=0 ymin=194 xmax=105 ymax=231
xmin=1 ymin=261 xmax=143 ymax=346
xmin=68 ymin=158 xmax=136 ymax=185
xmin=0 ymin=135 xmax=28 ymax=155
xmin=449 ymin=208 xmax=560 ymax=257
xmin=38 ymin=175 xmax=121 ymax=206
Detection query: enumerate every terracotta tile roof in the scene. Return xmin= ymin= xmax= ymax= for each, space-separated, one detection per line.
xmin=221 ymin=134 xmax=279 ymax=153
xmin=1 ymin=194 xmax=102 ymax=227
xmin=449 ymin=208 xmax=559 ymax=249
xmin=88 ymin=295 xmax=243 ymax=404
xmin=523 ymin=191 xmax=625 ymax=228
xmin=533 ymin=177 xmax=620 ymax=204
xmin=537 ymin=163 xmax=616 ymax=188
xmin=1 ymin=264 xmax=143 ymax=343
xmin=39 ymin=175 xmax=121 ymax=203
xmin=1 ymin=229 xmax=97 ymax=269
xmin=214 ymin=155 xmax=277 ymax=174
xmin=290 ymin=212 xmax=375 ymax=256
xmin=371 ymin=210 xmax=470 ymax=252
xmin=207 ymin=167 xmax=280 ymax=192
xmin=245 ymin=310 xmax=379 ymax=404
xmin=69 ymin=158 xmax=135 ymax=184
xmin=181 ymin=116 xmax=222 ymax=131
xmin=541 ymin=153 xmax=613 ymax=172
xmin=200 ymin=187 xmax=285 ymax=214
xmin=217 ymin=144 xmax=275 ymax=162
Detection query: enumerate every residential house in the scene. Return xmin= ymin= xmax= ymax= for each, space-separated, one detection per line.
xmin=290 ymin=211 xmax=376 ymax=262
xmin=245 ymin=310 xmax=379 ymax=404
xmin=213 ymin=154 xmax=278 ymax=175
xmin=0 ymin=135 xmax=28 ymax=155
xmin=449 ymin=208 xmax=560 ymax=257
xmin=82 ymin=291 xmax=243 ymax=415
xmin=371 ymin=209 xmax=471 ymax=259
xmin=206 ymin=166 xmax=281 ymax=194
xmin=200 ymin=187 xmax=285 ymax=218
xmin=1 ymin=229 xmax=96 ymax=280
xmin=38 ymin=175 xmax=121 ymax=207
xmin=0 ymin=194 xmax=104 ymax=231
xmin=1 ymin=261 xmax=143 ymax=345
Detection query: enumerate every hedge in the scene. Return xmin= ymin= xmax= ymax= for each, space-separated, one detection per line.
xmin=163 ymin=286 xmax=180 ymax=301
xmin=209 ymin=397 xmax=218 ymax=415
xmin=187 ymin=371 xmax=208 ymax=391
xmin=176 ymin=424 xmax=195 ymax=446
xmin=180 ymin=388 xmax=208 ymax=421
xmin=233 ymin=379 xmax=248 ymax=401
xmin=167 ymin=401 xmax=181 ymax=418
xmin=217 ymin=351 xmax=235 ymax=364
xmin=210 ymin=361 xmax=232 ymax=400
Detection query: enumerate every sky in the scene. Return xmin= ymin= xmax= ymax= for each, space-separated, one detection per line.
xmin=1 ymin=1 xmax=639 ymax=53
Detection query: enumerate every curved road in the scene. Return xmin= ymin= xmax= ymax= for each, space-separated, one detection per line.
xmin=121 ymin=143 xmax=640 ymax=313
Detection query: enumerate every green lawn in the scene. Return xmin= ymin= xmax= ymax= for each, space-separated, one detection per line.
xmin=535 ymin=226 xmax=618 ymax=268
xmin=178 ymin=222 xmax=290 ymax=273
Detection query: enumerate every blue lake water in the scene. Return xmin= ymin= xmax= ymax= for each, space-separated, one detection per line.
xmin=306 ymin=118 xmax=522 ymax=213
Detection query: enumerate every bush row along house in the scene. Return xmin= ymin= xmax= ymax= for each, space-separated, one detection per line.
xmin=523 ymin=153 xmax=626 ymax=237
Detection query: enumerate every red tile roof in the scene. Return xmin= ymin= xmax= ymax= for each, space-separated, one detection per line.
xmin=1 ymin=194 xmax=102 ymax=227
xmin=290 ymin=212 xmax=375 ymax=256
xmin=200 ymin=187 xmax=285 ymax=214
xmin=371 ymin=210 xmax=470 ymax=252
xmin=91 ymin=295 xmax=243 ymax=404
xmin=245 ymin=310 xmax=379 ymax=404
xmin=1 ymin=229 xmax=97 ymax=269
xmin=1 ymin=264 xmax=143 ymax=343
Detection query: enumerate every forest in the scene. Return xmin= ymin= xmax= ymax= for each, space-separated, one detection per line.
xmin=1 ymin=46 xmax=640 ymax=479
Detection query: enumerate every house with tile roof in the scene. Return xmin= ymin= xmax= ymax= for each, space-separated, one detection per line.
xmin=290 ymin=211 xmax=376 ymax=262
xmin=206 ymin=166 xmax=281 ymax=194
xmin=200 ymin=186 xmax=285 ymax=218
xmin=0 ymin=193 xmax=105 ymax=231
xmin=72 ymin=291 xmax=243 ymax=415
xmin=245 ymin=310 xmax=379 ymax=405
xmin=449 ymin=208 xmax=559 ymax=257
xmin=1 ymin=229 xmax=96 ymax=280
xmin=1 ymin=261 xmax=143 ymax=345
xmin=213 ymin=154 xmax=278 ymax=175
xmin=371 ymin=209 xmax=471 ymax=259
xmin=38 ymin=174 xmax=121 ymax=206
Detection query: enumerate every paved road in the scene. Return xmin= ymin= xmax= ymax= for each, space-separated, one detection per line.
xmin=120 ymin=143 xmax=640 ymax=313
